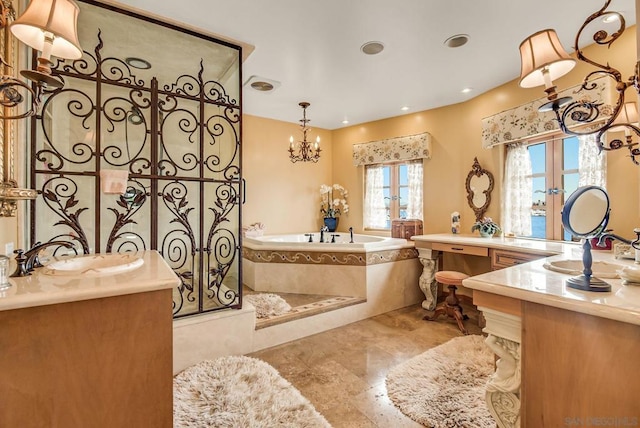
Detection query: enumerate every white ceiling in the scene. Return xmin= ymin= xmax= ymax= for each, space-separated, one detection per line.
xmin=114 ymin=0 xmax=636 ymax=130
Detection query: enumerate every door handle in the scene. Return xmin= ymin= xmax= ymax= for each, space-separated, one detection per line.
xmin=547 ymin=187 xmax=566 ymax=195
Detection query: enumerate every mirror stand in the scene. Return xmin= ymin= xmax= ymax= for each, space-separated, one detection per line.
xmin=561 ymin=185 xmax=612 ymax=292
xmin=565 ymin=239 xmax=612 ymax=292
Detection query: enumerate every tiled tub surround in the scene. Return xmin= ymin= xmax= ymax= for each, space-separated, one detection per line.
xmin=243 ymin=233 xmax=414 ymax=298
xmin=194 ymin=233 xmax=424 ymax=369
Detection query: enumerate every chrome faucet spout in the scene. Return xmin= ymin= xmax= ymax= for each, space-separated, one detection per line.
xmin=595 ymin=230 xmax=631 ymax=247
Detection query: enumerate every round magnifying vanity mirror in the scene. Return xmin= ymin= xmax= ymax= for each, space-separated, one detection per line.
xmin=561 ymin=185 xmax=611 ymax=292
xmin=465 ymin=158 xmax=494 ymax=222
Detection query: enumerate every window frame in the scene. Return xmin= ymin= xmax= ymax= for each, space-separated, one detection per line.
xmin=363 ymin=160 xmax=421 ymax=231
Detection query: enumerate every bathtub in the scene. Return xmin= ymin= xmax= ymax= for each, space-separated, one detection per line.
xmin=242 ymin=233 xmax=422 ymax=313
xmin=244 ymin=232 xmax=408 ymax=251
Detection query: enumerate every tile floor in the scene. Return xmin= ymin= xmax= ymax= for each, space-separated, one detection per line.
xmin=249 ymin=302 xmax=484 ymax=427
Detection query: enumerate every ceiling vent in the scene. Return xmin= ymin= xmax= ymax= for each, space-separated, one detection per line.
xmin=244 ymin=75 xmax=281 ymax=93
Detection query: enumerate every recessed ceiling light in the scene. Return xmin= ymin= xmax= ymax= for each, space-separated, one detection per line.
xmin=444 ymin=34 xmax=470 ymax=48
xmin=361 ymin=41 xmax=385 ymax=55
xmin=342 ymin=119 xmax=349 ymax=125
xmin=401 ymin=106 xmax=410 ymax=111
xmin=461 ymin=87 xmax=473 ymax=93
xmin=125 ymin=57 xmax=151 ymax=69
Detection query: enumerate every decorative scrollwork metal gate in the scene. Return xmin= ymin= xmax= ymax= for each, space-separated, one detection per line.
xmin=28 ymin=1 xmax=243 ymax=318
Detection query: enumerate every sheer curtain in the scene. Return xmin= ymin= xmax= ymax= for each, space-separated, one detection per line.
xmin=364 ymin=165 xmax=387 ymax=228
xmin=406 ymin=162 xmax=423 ymax=220
xmin=501 ymin=143 xmax=532 ymax=236
xmin=578 ymin=133 xmax=606 ymax=188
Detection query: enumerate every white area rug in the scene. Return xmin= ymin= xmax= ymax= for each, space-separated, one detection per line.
xmin=174 ymin=355 xmax=331 ymax=428
xmin=386 ymin=335 xmax=496 ymax=428
xmin=244 ymin=293 xmax=292 ymax=318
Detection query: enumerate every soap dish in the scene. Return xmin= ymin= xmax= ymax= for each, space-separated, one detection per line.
xmin=617 ymin=266 xmax=640 ymax=285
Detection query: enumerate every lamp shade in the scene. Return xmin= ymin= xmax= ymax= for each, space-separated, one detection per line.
xmin=10 ymin=0 xmax=82 ymax=60
xmin=612 ymin=102 xmax=639 ymax=125
xmin=519 ymin=29 xmax=575 ymax=88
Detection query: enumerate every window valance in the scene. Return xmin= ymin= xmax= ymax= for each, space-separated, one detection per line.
xmin=352 ymin=132 xmax=432 ymax=166
xmin=481 ymin=76 xmax=614 ymax=148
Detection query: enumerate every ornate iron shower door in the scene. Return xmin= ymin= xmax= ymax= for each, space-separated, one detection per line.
xmin=29 ymin=1 xmax=243 ymax=318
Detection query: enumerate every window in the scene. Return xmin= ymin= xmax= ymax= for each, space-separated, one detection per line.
xmin=504 ymin=132 xmax=605 ymax=241
xmin=364 ymin=160 xmax=423 ymax=229
xmin=527 ymin=134 xmax=579 ymax=241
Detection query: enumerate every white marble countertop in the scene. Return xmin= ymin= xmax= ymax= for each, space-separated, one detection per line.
xmin=464 ymin=252 xmax=640 ymax=325
xmin=411 ymin=233 xmax=640 ymax=326
xmin=0 ymin=250 xmax=180 ymax=312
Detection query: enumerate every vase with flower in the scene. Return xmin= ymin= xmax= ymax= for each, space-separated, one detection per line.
xmin=320 ymin=183 xmax=349 ymax=232
xmin=472 ymin=217 xmax=501 ymax=238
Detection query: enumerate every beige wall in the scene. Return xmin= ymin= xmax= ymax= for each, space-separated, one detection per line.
xmin=244 ymin=25 xmax=639 ymax=239
xmin=0 ymin=217 xmax=17 ymax=254
xmin=242 ymin=114 xmax=333 ymax=234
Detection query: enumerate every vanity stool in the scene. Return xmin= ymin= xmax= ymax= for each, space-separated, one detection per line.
xmin=424 ymin=270 xmax=469 ymax=334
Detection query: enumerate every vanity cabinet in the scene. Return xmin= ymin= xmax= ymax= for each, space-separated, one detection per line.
xmin=0 ymin=251 xmax=178 ymax=428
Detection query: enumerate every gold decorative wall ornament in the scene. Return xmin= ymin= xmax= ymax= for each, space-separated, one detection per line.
xmin=465 ymin=157 xmax=495 ymax=222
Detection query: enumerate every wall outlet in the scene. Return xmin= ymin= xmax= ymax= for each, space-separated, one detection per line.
xmin=4 ymin=242 xmax=13 ymax=256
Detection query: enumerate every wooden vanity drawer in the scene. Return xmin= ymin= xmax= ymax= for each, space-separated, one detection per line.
xmin=491 ymin=249 xmax=546 ymax=270
xmin=432 ymin=242 xmax=488 ymax=257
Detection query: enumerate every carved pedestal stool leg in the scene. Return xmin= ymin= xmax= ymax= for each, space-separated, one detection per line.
xmin=425 ymin=284 xmax=469 ymax=334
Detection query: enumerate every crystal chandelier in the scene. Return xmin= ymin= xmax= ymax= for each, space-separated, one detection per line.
xmin=288 ymin=102 xmax=321 ymax=163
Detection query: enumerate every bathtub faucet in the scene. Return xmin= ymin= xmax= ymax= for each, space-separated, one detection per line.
xmin=320 ymin=226 xmax=329 ymax=243
xmin=304 ymin=233 xmax=314 ymax=243
xmin=331 ymin=234 xmax=340 ymax=243
xmin=349 ymin=227 xmax=354 ymax=243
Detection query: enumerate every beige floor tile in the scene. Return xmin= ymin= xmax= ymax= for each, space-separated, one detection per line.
xmin=248 ymin=302 xmax=484 ymax=427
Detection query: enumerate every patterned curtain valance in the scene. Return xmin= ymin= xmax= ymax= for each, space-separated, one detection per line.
xmin=481 ymin=76 xmax=614 ymax=148
xmin=352 ymin=132 xmax=432 ymax=166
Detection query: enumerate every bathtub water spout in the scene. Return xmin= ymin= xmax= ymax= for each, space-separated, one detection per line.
xmin=320 ymin=226 xmax=329 ymax=243
xmin=349 ymin=227 xmax=354 ymax=243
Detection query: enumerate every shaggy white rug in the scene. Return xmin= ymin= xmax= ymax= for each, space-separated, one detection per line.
xmin=174 ymin=356 xmax=331 ymax=428
xmin=244 ymin=293 xmax=292 ymax=318
xmin=385 ymin=335 xmax=496 ymax=428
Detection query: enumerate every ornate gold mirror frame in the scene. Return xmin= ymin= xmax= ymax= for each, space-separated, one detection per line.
xmin=0 ymin=1 xmax=37 ymax=217
xmin=465 ymin=157 xmax=494 ymax=222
